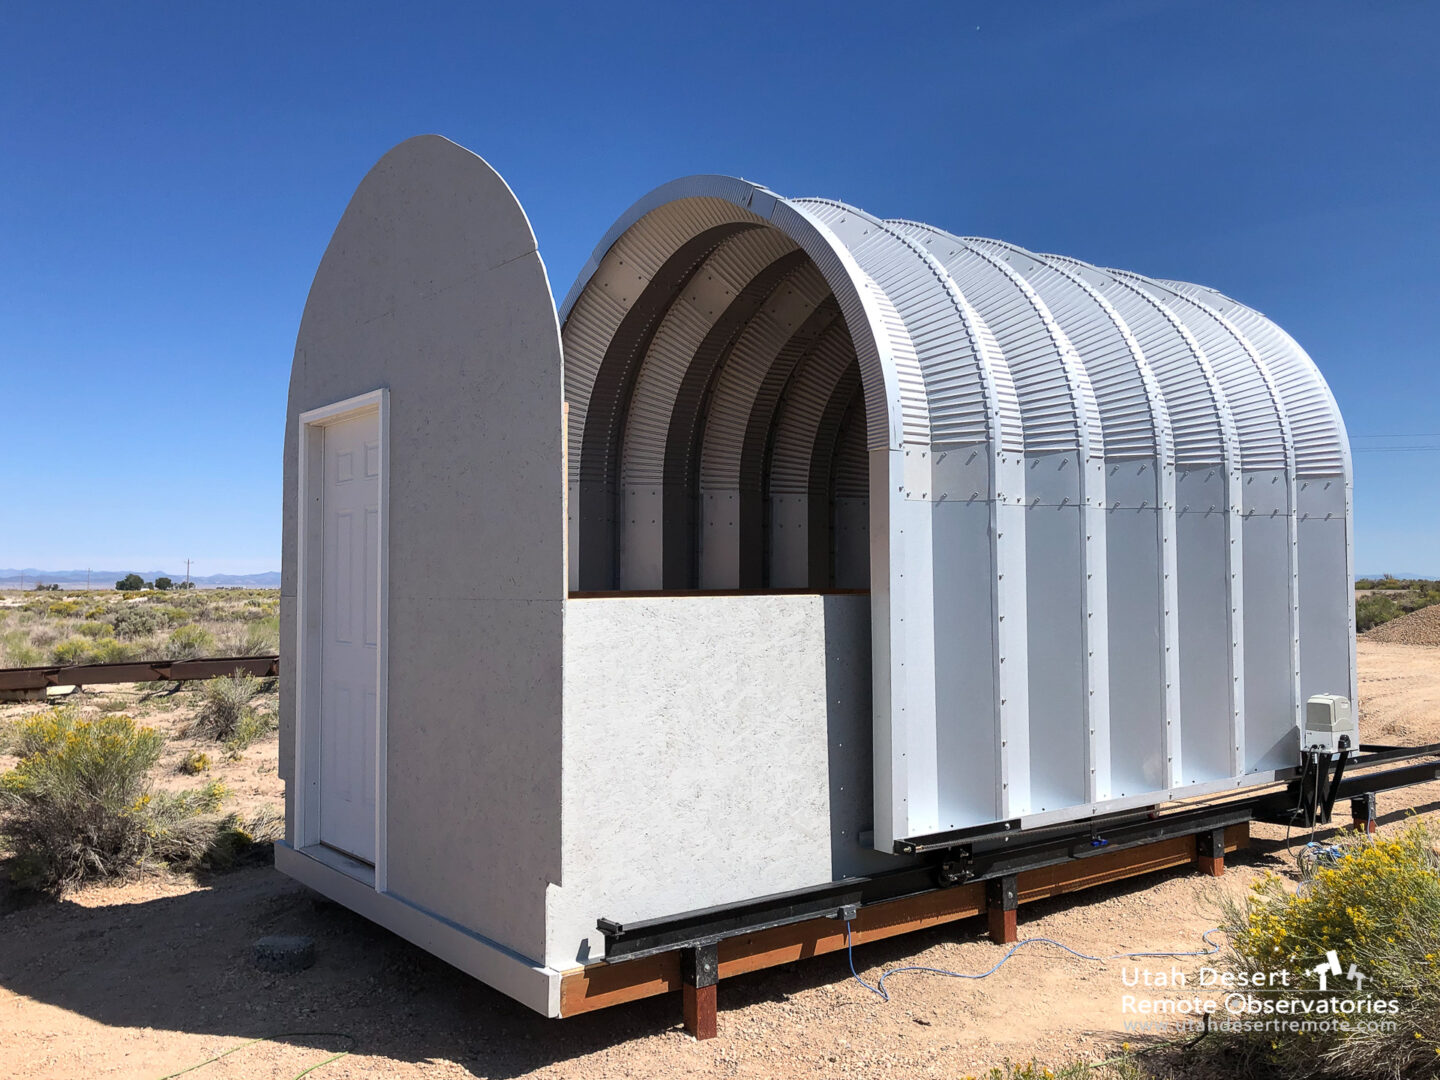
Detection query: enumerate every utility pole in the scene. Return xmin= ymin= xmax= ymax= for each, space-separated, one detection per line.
xmin=185 ymin=559 xmax=192 ymax=589
xmin=87 ymin=567 xmax=91 ymax=591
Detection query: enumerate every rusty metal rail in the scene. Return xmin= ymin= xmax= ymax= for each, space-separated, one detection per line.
xmin=0 ymin=655 xmax=279 ymax=691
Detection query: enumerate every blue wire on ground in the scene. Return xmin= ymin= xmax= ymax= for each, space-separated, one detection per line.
xmin=844 ymin=922 xmax=1225 ymax=1002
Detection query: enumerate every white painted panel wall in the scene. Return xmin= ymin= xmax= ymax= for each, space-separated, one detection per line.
xmin=931 ymin=498 xmax=1004 ymax=826
xmin=1297 ymin=477 xmax=1355 ymax=705
xmin=1103 ymin=459 xmax=1168 ymax=797
xmin=1175 ymin=467 xmax=1237 ymax=783
xmin=282 ymin=135 xmax=566 ymax=964
xmin=1023 ymin=452 xmax=1092 ymax=812
xmin=1241 ymin=469 xmax=1299 ymax=772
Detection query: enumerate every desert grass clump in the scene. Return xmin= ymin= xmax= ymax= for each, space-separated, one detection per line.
xmin=90 ymin=637 xmax=138 ymax=664
xmin=1 ymin=629 xmax=42 ymax=667
xmin=246 ymin=615 xmax=280 ymax=653
xmin=0 ymin=710 xmax=247 ymax=891
xmin=219 ymin=616 xmax=279 ymax=657
xmin=193 ymin=672 xmax=264 ymax=740
xmin=223 ymin=710 xmax=277 ymax=758
xmin=52 ymin=637 xmax=100 ymax=665
xmin=0 ymin=710 xmax=162 ymax=889
xmin=965 ymin=1061 xmax=1154 ymax=1080
xmin=50 ymin=634 xmax=134 ymax=666
xmin=153 ymin=605 xmax=192 ymax=627
xmin=143 ymin=781 xmax=231 ymax=866
xmin=1218 ymin=821 xmax=1440 ymax=1079
xmin=112 ymin=606 xmax=163 ymax=639
xmin=166 ymin=623 xmax=215 ymax=660
xmin=203 ymin=806 xmax=285 ymax=870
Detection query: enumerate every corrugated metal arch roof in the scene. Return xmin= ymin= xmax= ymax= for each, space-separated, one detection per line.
xmin=1158 ymin=281 xmax=1351 ymax=479
xmin=962 ymin=237 xmax=1174 ymax=464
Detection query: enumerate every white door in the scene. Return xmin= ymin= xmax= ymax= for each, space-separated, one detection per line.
xmin=318 ymin=410 xmax=381 ymax=862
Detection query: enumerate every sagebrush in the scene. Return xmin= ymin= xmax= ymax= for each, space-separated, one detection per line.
xmin=192 ymin=671 xmax=265 ymax=740
xmin=1217 ymin=821 xmax=1440 ymax=1079
xmin=0 ymin=708 xmax=272 ymax=891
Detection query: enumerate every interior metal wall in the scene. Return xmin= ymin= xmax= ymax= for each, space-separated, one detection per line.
xmin=559 ymin=176 xmax=1354 ymax=851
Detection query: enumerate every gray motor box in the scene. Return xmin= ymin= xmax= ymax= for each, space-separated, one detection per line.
xmin=1303 ymin=694 xmax=1357 ymax=754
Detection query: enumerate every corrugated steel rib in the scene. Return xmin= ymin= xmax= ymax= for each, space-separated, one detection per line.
xmin=1158 ymin=282 xmax=1350 ymax=479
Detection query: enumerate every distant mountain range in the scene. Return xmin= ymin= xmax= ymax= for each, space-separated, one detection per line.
xmin=0 ymin=568 xmax=281 ymax=589
xmin=1356 ymin=571 xmax=1437 ymax=581
xmin=2 ymin=568 xmax=1431 ymax=590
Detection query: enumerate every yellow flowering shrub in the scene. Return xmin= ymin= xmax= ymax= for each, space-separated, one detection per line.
xmin=1221 ymin=821 xmax=1440 ymax=1079
xmin=0 ymin=708 xmax=242 ymax=891
xmin=1236 ymin=828 xmax=1440 ymax=983
xmin=0 ymin=710 xmax=162 ymax=888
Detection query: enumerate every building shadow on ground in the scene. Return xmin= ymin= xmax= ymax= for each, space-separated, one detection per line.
xmin=5 ymin=810 xmax=1437 ymax=1078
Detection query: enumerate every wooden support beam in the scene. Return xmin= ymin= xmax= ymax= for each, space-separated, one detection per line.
xmin=1351 ymin=793 xmax=1377 ymax=835
xmin=986 ymin=876 xmax=1018 ymax=944
xmin=680 ymin=944 xmax=718 ymax=1040
xmin=558 ymin=822 xmax=1249 ymax=1018
xmin=682 ymin=984 xmax=717 ymax=1040
xmin=1195 ymin=826 xmax=1228 ymax=877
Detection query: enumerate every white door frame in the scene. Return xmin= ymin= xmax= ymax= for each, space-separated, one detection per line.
xmin=294 ymin=387 xmax=390 ymax=892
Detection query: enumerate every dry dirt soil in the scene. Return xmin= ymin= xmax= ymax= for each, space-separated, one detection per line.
xmin=1 ymin=639 xmax=1437 ymax=1080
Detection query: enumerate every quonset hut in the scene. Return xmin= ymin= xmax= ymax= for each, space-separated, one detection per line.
xmin=278 ymin=135 xmax=1354 ymax=1020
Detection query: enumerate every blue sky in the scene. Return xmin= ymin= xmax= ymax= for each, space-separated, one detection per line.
xmin=2 ymin=1 xmax=1436 ymax=576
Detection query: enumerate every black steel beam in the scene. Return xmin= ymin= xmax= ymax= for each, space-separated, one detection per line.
xmin=962 ymin=805 xmax=1250 ymax=882
xmin=599 ymin=742 xmax=1440 ymax=966
xmin=598 ymin=874 xmax=906 ymax=962
xmin=598 ymin=802 xmax=1250 ymax=962
xmin=1252 ymin=755 xmax=1440 ymax=824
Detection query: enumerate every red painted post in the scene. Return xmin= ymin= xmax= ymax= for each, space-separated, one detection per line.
xmin=681 ymin=943 xmax=719 ymax=1040
xmin=1196 ymin=826 xmax=1226 ymax=877
xmin=986 ymin=876 xmax=1019 ymax=945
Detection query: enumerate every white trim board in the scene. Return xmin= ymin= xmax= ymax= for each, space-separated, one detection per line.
xmin=294 ymin=388 xmax=391 ymax=891
xmin=276 ymin=842 xmax=561 ymax=1016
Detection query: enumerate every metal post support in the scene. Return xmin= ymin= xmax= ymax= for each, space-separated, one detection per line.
xmin=681 ymin=942 xmax=719 ymax=1040
xmin=1318 ymin=750 xmax=1350 ymax=825
xmin=1351 ymin=792 xmax=1377 ymax=835
xmin=986 ymin=875 xmax=1018 ymax=944
xmin=1196 ymin=826 xmax=1227 ymax=877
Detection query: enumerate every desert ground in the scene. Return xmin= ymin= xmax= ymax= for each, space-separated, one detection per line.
xmin=1 ymin=603 xmax=1437 ymax=1079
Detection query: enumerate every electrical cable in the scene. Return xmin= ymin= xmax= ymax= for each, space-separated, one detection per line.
xmin=844 ymin=922 xmax=1224 ymax=1003
xmin=155 ymin=1032 xmax=355 ymax=1080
